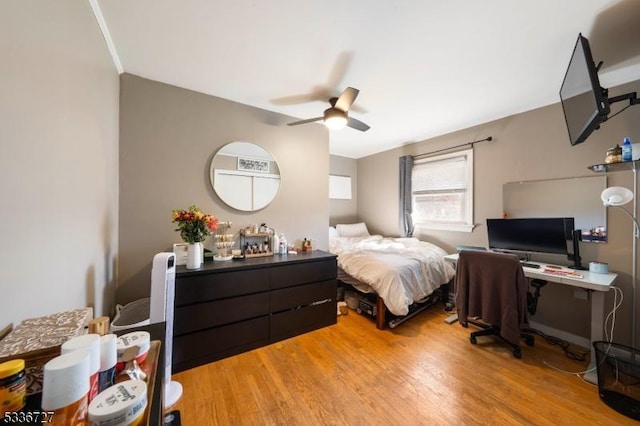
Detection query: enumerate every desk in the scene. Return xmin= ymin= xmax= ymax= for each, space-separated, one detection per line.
xmin=444 ymin=253 xmax=617 ymax=384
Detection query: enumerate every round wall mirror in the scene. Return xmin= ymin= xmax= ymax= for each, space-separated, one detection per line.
xmin=210 ymin=141 xmax=281 ymax=211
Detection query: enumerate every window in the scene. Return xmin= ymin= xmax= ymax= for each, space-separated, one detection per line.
xmin=329 ymin=175 xmax=352 ymax=199
xmin=411 ymin=148 xmax=474 ymax=232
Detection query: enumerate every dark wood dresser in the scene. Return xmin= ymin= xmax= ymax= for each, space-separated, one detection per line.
xmin=173 ymin=250 xmax=337 ymax=373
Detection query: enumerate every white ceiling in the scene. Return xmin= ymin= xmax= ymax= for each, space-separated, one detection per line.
xmin=95 ymin=0 xmax=640 ymax=159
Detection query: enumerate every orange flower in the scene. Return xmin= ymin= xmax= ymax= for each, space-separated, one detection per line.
xmin=205 ymin=215 xmax=219 ymax=231
xmin=171 ymin=205 xmax=218 ymax=243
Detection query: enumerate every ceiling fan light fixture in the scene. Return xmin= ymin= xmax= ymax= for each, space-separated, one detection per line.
xmin=323 ymin=108 xmax=348 ymax=130
xmin=286 ymin=87 xmax=369 ymax=131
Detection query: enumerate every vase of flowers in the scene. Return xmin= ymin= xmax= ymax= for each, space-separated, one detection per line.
xmin=185 ymin=242 xmax=203 ymax=269
xmin=172 ymin=205 xmax=218 ymax=269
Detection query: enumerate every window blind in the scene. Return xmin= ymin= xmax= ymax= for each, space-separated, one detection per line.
xmin=412 ymin=154 xmax=467 ymax=192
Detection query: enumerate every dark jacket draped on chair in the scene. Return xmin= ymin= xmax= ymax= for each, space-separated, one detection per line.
xmin=455 ymin=250 xmax=529 ymax=346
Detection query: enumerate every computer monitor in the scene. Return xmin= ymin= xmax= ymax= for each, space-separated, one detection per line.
xmin=559 ymin=34 xmax=610 ymax=146
xmin=486 ymin=218 xmax=574 ymax=256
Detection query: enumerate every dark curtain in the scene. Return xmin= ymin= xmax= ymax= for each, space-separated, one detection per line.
xmin=399 ymin=155 xmax=414 ymax=237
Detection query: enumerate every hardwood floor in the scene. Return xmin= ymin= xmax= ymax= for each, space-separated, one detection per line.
xmin=170 ymin=306 xmax=636 ymax=425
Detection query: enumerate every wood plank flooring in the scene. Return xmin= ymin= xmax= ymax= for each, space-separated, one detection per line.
xmin=170 ymin=306 xmax=636 ymax=425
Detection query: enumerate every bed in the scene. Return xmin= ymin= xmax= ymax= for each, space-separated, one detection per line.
xmin=329 ymin=223 xmax=456 ymax=329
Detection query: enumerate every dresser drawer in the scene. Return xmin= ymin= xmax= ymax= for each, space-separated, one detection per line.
xmin=176 ymin=268 xmax=268 ymax=306
xmin=270 ymin=301 xmax=336 ymax=343
xmin=172 ymin=251 xmax=338 ymax=372
xmin=269 ymin=258 xmax=337 ymax=289
xmin=173 ymin=316 xmax=269 ymax=373
xmin=270 ymin=280 xmax=336 ymax=313
xmin=174 ymin=292 xmax=269 ymax=335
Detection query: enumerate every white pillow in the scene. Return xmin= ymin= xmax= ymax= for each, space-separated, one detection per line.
xmin=336 ymin=222 xmax=370 ymax=238
xmin=328 ymin=226 xmax=339 ymax=239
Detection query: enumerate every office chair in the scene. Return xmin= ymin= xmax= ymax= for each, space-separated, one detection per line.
xmin=455 ymin=250 xmax=534 ymax=358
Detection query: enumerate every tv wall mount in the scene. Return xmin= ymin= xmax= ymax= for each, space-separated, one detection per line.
xmin=597 ymin=60 xmax=640 ymax=121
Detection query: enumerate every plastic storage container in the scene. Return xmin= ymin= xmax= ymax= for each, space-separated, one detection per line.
xmin=110 ymin=298 xmax=150 ymax=332
xmin=88 ymin=380 xmax=147 ymax=426
xmin=344 ymin=291 xmax=363 ymax=310
xmin=0 ymin=359 xmax=26 ymax=415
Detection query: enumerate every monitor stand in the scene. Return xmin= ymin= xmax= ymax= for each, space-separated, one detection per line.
xmin=569 ymin=229 xmax=586 ymax=270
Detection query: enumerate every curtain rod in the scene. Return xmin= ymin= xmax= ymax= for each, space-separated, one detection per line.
xmin=412 ymin=136 xmax=493 ymax=160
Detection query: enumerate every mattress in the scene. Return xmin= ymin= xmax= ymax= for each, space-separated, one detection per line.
xmin=330 ymin=235 xmax=455 ymax=316
xmin=337 ymin=266 xmax=375 ymax=294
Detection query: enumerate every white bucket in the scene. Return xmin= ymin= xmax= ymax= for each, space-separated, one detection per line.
xmin=344 ymin=291 xmax=362 ymax=310
xmin=110 ymin=298 xmax=150 ymax=332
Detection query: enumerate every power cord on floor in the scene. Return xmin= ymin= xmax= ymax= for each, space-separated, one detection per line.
xmin=541 ymin=360 xmax=598 ymax=387
xmin=532 ymin=286 xmax=624 ymax=384
xmin=523 ymin=327 xmax=588 ymax=362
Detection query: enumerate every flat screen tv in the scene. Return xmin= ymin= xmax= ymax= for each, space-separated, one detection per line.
xmin=486 ymin=218 xmax=574 ymax=256
xmin=559 ymin=33 xmax=610 ymax=146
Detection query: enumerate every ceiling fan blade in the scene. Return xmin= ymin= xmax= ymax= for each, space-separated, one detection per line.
xmin=334 ymin=87 xmax=359 ymax=111
xmin=348 ymin=103 xmax=367 ymax=114
xmin=326 ymin=51 xmax=354 ymax=90
xmin=271 ymin=86 xmax=334 ymax=106
xmin=271 ymin=93 xmax=320 ymax=106
xmin=347 ymin=117 xmax=370 ymax=132
xmin=287 ymin=117 xmax=323 ymax=126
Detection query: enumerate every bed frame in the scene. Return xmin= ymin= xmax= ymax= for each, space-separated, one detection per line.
xmin=340 ymin=280 xmax=451 ymax=329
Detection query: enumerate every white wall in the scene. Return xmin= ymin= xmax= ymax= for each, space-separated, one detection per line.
xmin=0 ymin=1 xmax=120 ymax=326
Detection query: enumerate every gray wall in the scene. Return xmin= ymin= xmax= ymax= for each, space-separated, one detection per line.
xmin=357 ymin=79 xmax=640 ymax=346
xmin=329 ymin=155 xmax=358 ymax=226
xmin=118 ymin=74 xmax=330 ymax=304
xmin=0 ymin=1 xmax=120 ymax=326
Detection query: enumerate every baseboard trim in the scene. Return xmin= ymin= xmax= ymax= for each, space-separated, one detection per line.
xmin=528 ymin=321 xmax=590 ymax=350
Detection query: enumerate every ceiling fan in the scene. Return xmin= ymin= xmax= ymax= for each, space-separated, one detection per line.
xmin=287 ymin=87 xmax=370 ymax=132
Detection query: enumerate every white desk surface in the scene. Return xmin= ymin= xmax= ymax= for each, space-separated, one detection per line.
xmin=443 ymin=253 xmax=617 ymax=292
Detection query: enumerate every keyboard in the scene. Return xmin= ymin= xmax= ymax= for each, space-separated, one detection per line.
xmin=521 ymin=262 xmax=540 ymax=269
xmin=542 ymin=268 xmax=583 ymax=278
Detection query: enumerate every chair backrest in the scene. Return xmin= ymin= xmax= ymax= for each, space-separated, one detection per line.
xmin=455 ymin=250 xmax=528 ymax=345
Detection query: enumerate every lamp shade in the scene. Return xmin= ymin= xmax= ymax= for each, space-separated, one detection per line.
xmin=601 ymin=186 xmax=634 ymax=206
xmin=323 ymin=108 xmax=347 ymax=130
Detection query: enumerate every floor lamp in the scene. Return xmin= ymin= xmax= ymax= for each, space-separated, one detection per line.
xmin=601 ymin=186 xmax=639 ymax=349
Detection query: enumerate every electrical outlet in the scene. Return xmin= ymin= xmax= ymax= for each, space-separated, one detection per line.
xmin=573 ymin=288 xmax=589 ymax=300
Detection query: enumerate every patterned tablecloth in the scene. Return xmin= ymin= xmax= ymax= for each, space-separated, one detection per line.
xmin=0 ymin=307 xmax=93 ymax=394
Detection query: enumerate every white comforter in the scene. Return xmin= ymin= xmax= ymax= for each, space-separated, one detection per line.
xmin=330 ymin=235 xmax=456 ymax=316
